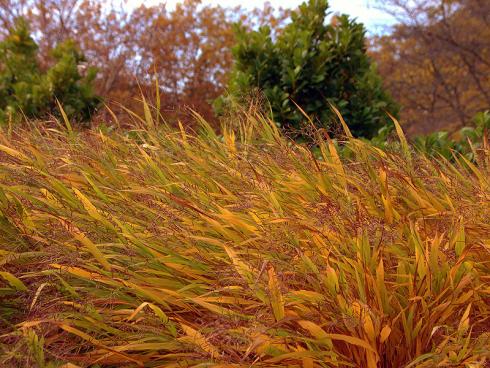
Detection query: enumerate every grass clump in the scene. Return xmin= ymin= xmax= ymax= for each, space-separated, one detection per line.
xmin=0 ymin=112 xmax=489 ymax=367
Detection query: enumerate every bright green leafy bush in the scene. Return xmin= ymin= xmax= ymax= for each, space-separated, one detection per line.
xmin=217 ymin=0 xmax=398 ymax=139
xmin=362 ymin=110 xmax=489 ymax=161
xmin=412 ymin=110 xmax=489 ymax=160
xmin=0 ymin=18 xmax=100 ymax=124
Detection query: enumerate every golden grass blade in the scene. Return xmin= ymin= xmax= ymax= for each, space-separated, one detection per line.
xmin=389 ymin=113 xmax=411 ymax=162
xmin=329 ymin=103 xmax=353 ymax=138
xmin=56 ymin=99 xmax=74 ymax=138
xmin=0 ymin=144 xmax=29 ymax=162
xmin=268 ymin=266 xmax=285 ymax=321
xmin=0 ymin=271 xmax=28 ymax=291
xmin=58 ymin=218 xmax=112 ymax=271
xmin=180 ymin=323 xmax=219 ymax=359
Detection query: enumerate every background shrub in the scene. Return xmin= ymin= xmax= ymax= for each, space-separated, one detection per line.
xmin=0 ymin=18 xmax=100 ymax=124
xmin=217 ymin=0 xmax=398 ymax=139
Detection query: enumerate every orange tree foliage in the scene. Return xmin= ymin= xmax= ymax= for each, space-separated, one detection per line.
xmin=371 ymin=0 xmax=490 ymax=135
xmin=0 ymin=0 xmax=288 ymax=126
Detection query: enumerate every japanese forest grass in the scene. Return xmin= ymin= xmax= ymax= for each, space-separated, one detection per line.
xmin=0 ymin=111 xmax=489 ymax=367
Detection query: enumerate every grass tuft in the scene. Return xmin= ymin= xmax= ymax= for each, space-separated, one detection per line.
xmin=0 ymin=112 xmax=489 ymax=367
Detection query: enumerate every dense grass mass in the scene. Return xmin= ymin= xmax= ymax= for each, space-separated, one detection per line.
xmin=0 ymin=113 xmax=489 ymax=367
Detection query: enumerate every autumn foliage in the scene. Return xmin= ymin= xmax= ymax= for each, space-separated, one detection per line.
xmin=1 ymin=0 xmax=487 ymax=136
xmin=0 ymin=0 xmax=288 ymax=126
xmin=371 ymin=0 xmax=490 ymax=135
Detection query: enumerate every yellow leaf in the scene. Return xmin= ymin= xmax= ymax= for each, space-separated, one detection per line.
xmin=290 ymin=290 xmax=325 ymax=303
xmin=218 ymin=207 xmax=257 ymax=234
xmin=224 ymin=246 xmax=254 ymax=284
xmin=363 ymin=313 xmax=376 ymax=344
xmin=56 ymin=100 xmax=73 ymax=136
xmin=381 ymin=194 xmax=394 ymax=224
xmin=50 ymin=264 xmax=100 ymax=280
xmin=324 ymin=266 xmax=339 ymax=295
xmin=58 ymin=218 xmax=111 ymax=271
xmin=351 ymin=301 xmax=361 ymax=318
xmin=330 ymin=103 xmax=353 ymax=138
xmin=325 ymin=333 xmax=378 ymax=355
xmin=303 ymin=357 xmax=314 ymax=368
xmin=0 ymin=144 xmax=29 ymax=162
xmin=327 ymin=139 xmax=347 ymax=193
xmin=389 ymin=113 xmax=411 ymax=162
xmin=297 ymin=320 xmax=329 ymax=341
xmin=298 ymin=320 xmax=377 ymax=354
xmin=380 ymin=325 xmax=391 ymax=344
xmin=458 ymin=303 xmax=471 ymax=333
xmin=180 ymin=323 xmax=219 ymax=358
xmin=30 ymin=283 xmax=48 ymax=311
xmin=224 ymin=129 xmax=236 ymax=154
xmin=268 ymin=266 xmax=285 ymax=321
xmin=127 ymin=302 xmax=150 ymax=322
xmin=366 ymin=350 xmax=379 ymax=368
xmin=0 ymin=271 xmax=27 ymax=291
xmin=73 ymin=188 xmax=110 ymax=227
xmin=452 ymin=219 xmax=466 ymax=257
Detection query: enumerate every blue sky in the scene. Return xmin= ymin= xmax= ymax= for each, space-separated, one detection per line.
xmin=126 ymin=0 xmax=397 ymax=34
